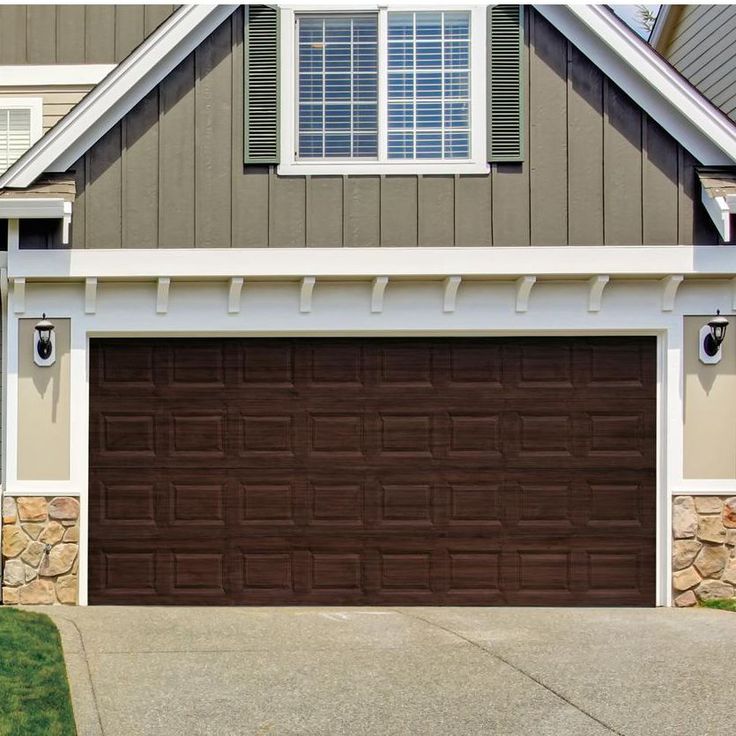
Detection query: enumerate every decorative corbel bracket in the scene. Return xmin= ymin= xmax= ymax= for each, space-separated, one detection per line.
xmin=515 ymin=275 xmax=536 ymax=313
xmin=443 ymin=276 xmax=462 ymax=313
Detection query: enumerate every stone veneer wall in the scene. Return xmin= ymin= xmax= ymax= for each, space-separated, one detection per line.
xmin=672 ymin=496 xmax=736 ymax=607
xmin=1 ymin=496 xmax=79 ymax=605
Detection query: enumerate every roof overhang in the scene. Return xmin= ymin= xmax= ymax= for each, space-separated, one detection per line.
xmin=698 ymin=169 xmax=736 ymax=242
xmin=0 ymin=198 xmax=73 ymax=244
xmin=1 ymin=3 xmax=736 ymax=192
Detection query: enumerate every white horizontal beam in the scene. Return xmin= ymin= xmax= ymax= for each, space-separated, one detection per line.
xmin=0 ymin=198 xmax=69 ymax=219
xmin=0 ymin=64 xmax=116 ymax=86
xmin=8 ymin=246 xmax=736 ymax=282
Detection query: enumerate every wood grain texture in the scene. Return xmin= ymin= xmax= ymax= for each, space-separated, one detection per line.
xmin=86 ymin=124 xmax=122 ymax=248
xmin=529 ymin=13 xmax=567 ymax=246
xmin=418 ymin=177 xmax=454 ymax=247
xmin=194 ymin=20 xmax=233 ymax=249
xmin=159 ymin=54 xmax=196 ymax=248
xmin=122 ymin=90 xmax=159 ymax=248
xmin=114 ymin=5 xmax=145 ymax=63
xmin=344 ymin=177 xmax=380 ymax=247
xmin=269 ymin=174 xmax=306 ymax=247
xmin=643 ymin=118 xmax=678 ymax=245
xmin=306 ymin=178 xmax=343 ymax=247
xmin=454 ymin=175 xmax=492 ymax=246
xmin=88 ymin=336 xmax=657 ymax=606
xmin=68 ymin=8 xmax=717 ymax=249
xmin=603 ymin=80 xmax=643 ymax=245
xmin=381 ymin=176 xmax=418 ymax=246
xmin=26 ymin=5 xmax=56 ymax=64
xmin=0 ymin=4 xmax=175 ymax=64
xmin=56 ymin=6 xmax=86 ymax=64
xmin=84 ymin=5 xmax=116 ymax=65
xmin=0 ymin=5 xmax=27 ymax=64
xmin=567 ymin=45 xmax=604 ymax=245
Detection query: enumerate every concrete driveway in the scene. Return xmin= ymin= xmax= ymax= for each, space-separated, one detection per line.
xmin=38 ymin=606 xmax=732 ymax=736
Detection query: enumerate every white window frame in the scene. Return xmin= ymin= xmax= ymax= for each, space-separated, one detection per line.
xmin=0 ymin=96 xmax=43 ymax=173
xmin=279 ymin=5 xmax=489 ymax=175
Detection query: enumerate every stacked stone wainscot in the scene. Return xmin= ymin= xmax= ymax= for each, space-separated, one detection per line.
xmin=672 ymin=496 xmax=736 ymax=607
xmin=2 ymin=496 xmax=79 ymax=605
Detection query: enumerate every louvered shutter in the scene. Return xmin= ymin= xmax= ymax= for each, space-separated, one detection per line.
xmin=245 ymin=5 xmax=280 ymax=164
xmin=487 ymin=5 xmax=524 ymax=162
xmin=0 ymin=107 xmax=32 ymax=173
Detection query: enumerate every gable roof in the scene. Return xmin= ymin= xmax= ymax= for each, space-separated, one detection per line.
xmin=1 ymin=2 xmax=736 ymax=190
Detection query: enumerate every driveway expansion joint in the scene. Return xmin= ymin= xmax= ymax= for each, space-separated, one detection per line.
xmin=391 ymin=609 xmax=627 ymax=736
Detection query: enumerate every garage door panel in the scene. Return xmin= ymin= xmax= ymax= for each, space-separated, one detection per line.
xmin=89 ymin=337 xmax=656 ymax=606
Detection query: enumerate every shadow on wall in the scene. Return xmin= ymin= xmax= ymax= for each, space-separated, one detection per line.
xmin=31 ymin=347 xmax=61 ymax=423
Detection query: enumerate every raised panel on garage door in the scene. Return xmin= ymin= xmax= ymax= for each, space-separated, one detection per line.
xmin=88 ymin=337 xmax=656 ymax=605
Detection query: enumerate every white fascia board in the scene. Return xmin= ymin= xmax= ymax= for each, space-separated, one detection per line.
xmin=536 ymin=4 xmax=736 ymax=166
xmin=0 ymin=197 xmax=69 ymax=219
xmin=8 ymin=246 xmax=736 ymax=281
xmin=0 ymin=65 xmax=116 ymax=86
xmin=0 ymin=4 xmax=237 ymax=189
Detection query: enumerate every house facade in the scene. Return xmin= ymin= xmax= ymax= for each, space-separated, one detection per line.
xmin=1 ymin=4 xmax=736 ymax=608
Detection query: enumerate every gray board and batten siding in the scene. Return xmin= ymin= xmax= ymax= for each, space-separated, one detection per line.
xmin=661 ymin=5 xmax=736 ymax=123
xmin=0 ymin=5 xmax=175 ymax=65
xmin=67 ymin=7 xmax=718 ymax=249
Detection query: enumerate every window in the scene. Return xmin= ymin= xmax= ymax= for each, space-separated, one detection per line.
xmin=0 ymin=98 xmax=42 ymax=175
xmin=297 ymin=14 xmax=378 ymax=159
xmin=281 ymin=6 xmax=487 ymax=175
xmin=386 ymin=11 xmax=470 ymax=160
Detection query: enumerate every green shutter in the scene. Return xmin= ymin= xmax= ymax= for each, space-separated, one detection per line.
xmin=245 ymin=5 xmax=280 ymax=164
xmin=487 ymin=5 xmax=524 ymax=162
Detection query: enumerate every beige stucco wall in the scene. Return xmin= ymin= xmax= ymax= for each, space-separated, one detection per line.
xmin=17 ymin=318 xmax=70 ymax=480
xmin=684 ymin=316 xmax=736 ymax=478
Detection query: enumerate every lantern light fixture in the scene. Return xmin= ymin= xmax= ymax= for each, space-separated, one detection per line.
xmin=33 ymin=313 xmax=56 ymax=367
xmin=699 ymin=309 xmax=729 ymax=365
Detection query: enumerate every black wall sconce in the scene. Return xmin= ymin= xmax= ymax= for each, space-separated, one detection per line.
xmin=33 ymin=314 xmax=56 ymax=367
xmin=699 ymin=310 xmax=729 ymax=365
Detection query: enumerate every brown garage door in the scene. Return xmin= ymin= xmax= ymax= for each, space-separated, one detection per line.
xmin=89 ymin=337 xmax=656 ymax=606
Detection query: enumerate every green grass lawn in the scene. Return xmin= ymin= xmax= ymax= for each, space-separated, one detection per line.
xmin=0 ymin=608 xmax=76 ymax=736
xmin=701 ymin=598 xmax=736 ymax=612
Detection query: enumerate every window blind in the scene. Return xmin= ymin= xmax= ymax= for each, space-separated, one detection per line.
xmin=0 ymin=107 xmax=32 ymax=173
